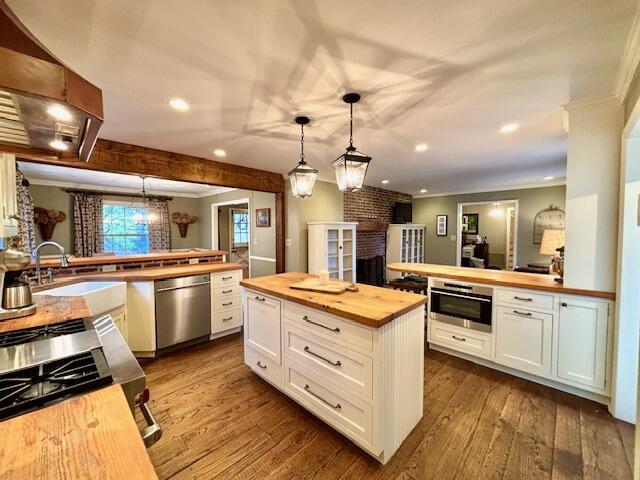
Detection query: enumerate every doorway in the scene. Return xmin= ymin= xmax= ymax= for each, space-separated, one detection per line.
xmin=211 ymin=198 xmax=250 ymax=278
xmin=455 ymin=200 xmax=519 ymax=270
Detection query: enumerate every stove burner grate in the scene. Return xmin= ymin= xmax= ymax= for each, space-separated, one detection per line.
xmin=0 ymin=318 xmax=90 ymax=348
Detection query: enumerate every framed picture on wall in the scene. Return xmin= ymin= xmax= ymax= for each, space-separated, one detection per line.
xmin=461 ymin=213 xmax=479 ymax=234
xmin=256 ymin=208 xmax=271 ymax=227
xmin=436 ymin=215 xmax=448 ymax=236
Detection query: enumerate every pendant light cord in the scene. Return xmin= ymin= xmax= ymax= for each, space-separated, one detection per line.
xmin=300 ymin=123 xmax=305 ymax=164
xmin=348 ymin=102 xmax=354 ymax=151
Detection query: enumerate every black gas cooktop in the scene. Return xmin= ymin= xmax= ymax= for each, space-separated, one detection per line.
xmin=0 ymin=349 xmax=113 ymax=421
xmin=0 ymin=318 xmax=93 ymax=348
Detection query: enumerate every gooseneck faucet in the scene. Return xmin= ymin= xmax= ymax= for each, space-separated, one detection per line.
xmin=35 ymin=241 xmax=69 ymax=284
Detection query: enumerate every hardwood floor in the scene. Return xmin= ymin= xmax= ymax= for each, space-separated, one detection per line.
xmin=136 ymin=333 xmax=634 ymax=480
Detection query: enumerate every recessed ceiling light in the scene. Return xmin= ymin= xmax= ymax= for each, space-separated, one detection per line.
xmin=420 ymin=189 xmax=428 ymax=193
xmin=49 ymin=139 xmax=68 ymax=151
xmin=543 ymin=175 xmax=555 ymax=181
xmin=169 ymin=98 xmax=189 ymax=111
xmin=381 ymin=180 xmax=389 ymax=184
xmin=213 ymin=149 xmax=226 ymax=157
xmin=415 ymin=143 xmax=428 ymax=152
xmin=47 ymin=105 xmax=72 ymax=121
xmin=499 ymin=123 xmax=519 ymax=134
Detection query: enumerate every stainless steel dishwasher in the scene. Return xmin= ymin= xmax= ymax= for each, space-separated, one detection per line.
xmin=155 ymin=274 xmax=211 ymax=350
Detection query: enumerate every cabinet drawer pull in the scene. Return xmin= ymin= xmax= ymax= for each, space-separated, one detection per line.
xmin=222 ymin=276 xmax=233 ymax=280
xmin=222 ymin=316 xmax=233 ymax=321
xmin=304 ymin=384 xmax=341 ymax=410
xmin=303 ymin=315 xmax=340 ymax=332
xmin=222 ymin=301 xmax=233 ymax=306
xmin=222 ymin=289 xmax=233 ymax=294
xmin=452 ymin=335 xmax=466 ymax=342
xmin=303 ymin=346 xmax=342 ymax=366
xmin=255 ymin=296 xmax=266 ymax=302
xmin=514 ymin=296 xmax=533 ymax=302
xmin=513 ymin=310 xmax=533 ymax=316
xmin=256 ymin=361 xmax=267 ymax=369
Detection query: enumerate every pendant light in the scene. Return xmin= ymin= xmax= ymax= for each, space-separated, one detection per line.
xmin=333 ymin=93 xmax=371 ymax=192
xmin=288 ymin=116 xmax=318 ymax=198
xmin=134 ymin=176 xmax=157 ymax=225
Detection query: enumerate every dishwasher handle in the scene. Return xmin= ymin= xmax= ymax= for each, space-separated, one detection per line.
xmin=156 ymin=281 xmax=210 ymax=293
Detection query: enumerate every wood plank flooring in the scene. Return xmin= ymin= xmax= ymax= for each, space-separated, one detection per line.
xmin=136 ymin=333 xmax=633 ymax=480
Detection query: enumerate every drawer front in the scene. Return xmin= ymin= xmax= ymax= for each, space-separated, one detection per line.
xmin=213 ymin=307 xmax=242 ymax=332
xmin=213 ymin=284 xmax=241 ymax=298
xmin=496 ymin=288 xmax=555 ymax=311
xmin=246 ymin=346 xmax=282 ymax=388
xmin=429 ymin=321 xmax=492 ymax=358
xmin=212 ymin=270 xmax=242 ymax=286
xmin=283 ymin=360 xmax=374 ymax=448
xmin=214 ymin=295 xmax=241 ymax=312
xmin=284 ymin=323 xmax=373 ymax=400
xmin=284 ymin=302 xmax=373 ymax=352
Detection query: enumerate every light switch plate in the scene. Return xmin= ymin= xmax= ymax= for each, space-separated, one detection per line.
xmin=102 ymin=265 xmax=117 ymax=272
xmin=189 ymin=258 xmax=199 ymax=265
xmin=285 ymin=238 xmax=292 ymax=247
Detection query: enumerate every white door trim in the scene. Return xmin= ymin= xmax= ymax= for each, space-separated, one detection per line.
xmin=211 ymin=197 xmax=251 ymax=276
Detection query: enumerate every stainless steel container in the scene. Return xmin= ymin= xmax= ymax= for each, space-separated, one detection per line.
xmin=2 ymin=281 xmax=34 ymax=309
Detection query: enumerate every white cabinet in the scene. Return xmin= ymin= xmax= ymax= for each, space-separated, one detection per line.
xmin=245 ymin=291 xmax=282 ymax=364
xmin=386 ymin=224 xmax=425 ymax=280
xmin=210 ymin=269 xmax=243 ymax=339
xmin=0 ymin=154 xmax=18 ymax=238
xmin=308 ymin=222 xmax=357 ymax=282
xmin=556 ymin=297 xmax=609 ymax=391
xmin=106 ymin=306 xmax=127 ymax=342
xmin=495 ymin=306 xmax=552 ymax=377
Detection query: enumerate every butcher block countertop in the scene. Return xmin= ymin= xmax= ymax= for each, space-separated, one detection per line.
xmin=241 ymin=272 xmax=427 ymax=328
xmin=33 ymin=262 xmax=244 ymax=292
xmin=0 ymin=384 xmax=157 ymax=480
xmin=387 ymin=263 xmax=616 ymax=300
xmin=0 ymin=295 xmax=91 ymax=333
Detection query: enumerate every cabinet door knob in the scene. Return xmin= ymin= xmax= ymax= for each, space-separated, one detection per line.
xmin=561 ymin=302 xmax=568 ymax=307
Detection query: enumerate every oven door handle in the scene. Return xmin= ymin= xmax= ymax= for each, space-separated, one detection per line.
xmin=138 ymin=401 xmax=162 ymax=448
xmin=433 ymin=291 xmax=492 ymax=302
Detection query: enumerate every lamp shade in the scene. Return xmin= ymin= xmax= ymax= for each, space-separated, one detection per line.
xmin=333 ymin=151 xmax=371 ymax=192
xmin=288 ymin=162 xmax=318 ymax=198
xmin=539 ymin=229 xmax=565 ymax=255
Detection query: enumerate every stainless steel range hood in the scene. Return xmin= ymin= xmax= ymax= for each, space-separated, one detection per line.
xmin=0 ymin=2 xmax=103 ymax=162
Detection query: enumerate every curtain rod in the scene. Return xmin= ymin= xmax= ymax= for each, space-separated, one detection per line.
xmin=63 ymin=188 xmax=173 ymax=201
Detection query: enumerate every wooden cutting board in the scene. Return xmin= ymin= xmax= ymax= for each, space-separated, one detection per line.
xmin=289 ymin=278 xmax=358 ymax=294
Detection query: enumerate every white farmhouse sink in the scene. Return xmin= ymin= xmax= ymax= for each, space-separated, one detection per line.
xmin=35 ymin=281 xmax=126 ymax=316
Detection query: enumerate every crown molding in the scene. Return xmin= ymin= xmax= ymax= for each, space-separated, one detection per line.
xmin=412 ymin=179 xmax=566 ymax=199
xmin=615 ymin=3 xmax=640 ymax=100
xmin=562 ymin=94 xmax=622 ymax=113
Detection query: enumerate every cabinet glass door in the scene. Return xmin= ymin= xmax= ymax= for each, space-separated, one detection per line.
xmin=327 ymin=228 xmax=339 ymax=274
xmin=339 ymin=227 xmax=354 ymax=280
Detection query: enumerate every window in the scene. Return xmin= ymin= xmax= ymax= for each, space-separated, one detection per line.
xmin=231 ymin=209 xmax=249 ymax=248
xmin=103 ymin=202 xmax=150 ymax=255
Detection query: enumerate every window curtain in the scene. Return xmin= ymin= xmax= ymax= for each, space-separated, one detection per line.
xmin=147 ymin=198 xmax=171 ymax=251
xmin=72 ymin=193 xmax=104 ymax=257
xmin=7 ymin=169 xmax=36 ymax=256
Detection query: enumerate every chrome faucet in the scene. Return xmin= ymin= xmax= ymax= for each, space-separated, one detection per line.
xmin=35 ymin=241 xmax=69 ymax=284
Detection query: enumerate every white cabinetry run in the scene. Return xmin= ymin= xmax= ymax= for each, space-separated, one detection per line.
xmin=386 ymin=224 xmax=426 ymax=280
xmin=243 ymin=287 xmax=425 ymax=464
xmin=307 ymin=222 xmax=357 ymax=282
xmin=428 ymin=279 xmax=613 ymax=401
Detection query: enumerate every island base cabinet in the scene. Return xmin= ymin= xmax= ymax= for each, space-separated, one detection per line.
xmin=556 ymin=298 xmax=609 ymax=391
xmin=495 ymin=306 xmax=552 ymax=377
xmin=245 ymin=346 xmax=282 ymax=388
xmin=245 ymin=292 xmax=282 ymax=364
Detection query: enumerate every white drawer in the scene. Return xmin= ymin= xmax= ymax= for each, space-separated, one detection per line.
xmin=213 ymin=307 xmax=242 ymax=332
xmin=429 ymin=321 xmax=492 ymax=358
xmin=212 ymin=270 xmax=241 ymax=286
xmin=246 ymin=346 xmax=282 ymax=388
xmin=213 ymin=284 xmax=240 ymax=298
xmin=284 ymin=323 xmax=373 ymax=400
xmin=284 ymin=302 xmax=373 ymax=352
xmin=496 ymin=288 xmax=554 ymax=311
xmin=283 ymin=359 xmax=374 ymax=449
xmin=213 ymin=295 xmax=241 ymax=312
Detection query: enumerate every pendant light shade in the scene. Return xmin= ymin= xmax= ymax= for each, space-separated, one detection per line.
xmin=288 ymin=116 xmax=318 ymax=198
xmin=333 ymin=93 xmax=371 ymax=192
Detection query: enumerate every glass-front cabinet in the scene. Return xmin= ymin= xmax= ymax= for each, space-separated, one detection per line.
xmin=386 ymin=224 xmax=426 ymax=280
xmin=308 ymin=222 xmax=357 ymax=282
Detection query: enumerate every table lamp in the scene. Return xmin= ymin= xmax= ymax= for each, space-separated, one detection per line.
xmin=539 ymin=229 xmax=565 ymax=283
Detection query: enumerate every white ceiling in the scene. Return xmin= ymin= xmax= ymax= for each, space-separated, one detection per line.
xmin=7 ymin=0 xmax=637 ymax=195
xmin=17 ymin=162 xmax=234 ymax=198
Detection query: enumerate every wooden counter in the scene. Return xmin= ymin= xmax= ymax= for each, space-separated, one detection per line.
xmin=241 ymin=272 xmax=427 ymax=328
xmin=34 ymin=262 xmax=243 ymax=291
xmin=387 ymin=263 xmax=615 ymax=300
xmin=0 ymin=384 xmax=157 ymax=480
xmin=32 ymin=249 xmax=227 ymax=268
xmin=0 ymin=295 xmax=91 ymax=333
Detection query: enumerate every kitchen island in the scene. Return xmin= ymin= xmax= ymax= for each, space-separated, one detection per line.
xmin=240 ymin=272 xmax=427 ymax=464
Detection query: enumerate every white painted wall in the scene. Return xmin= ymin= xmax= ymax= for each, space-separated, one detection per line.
xmin=563 ymin=97 xmax=623 ymax=292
